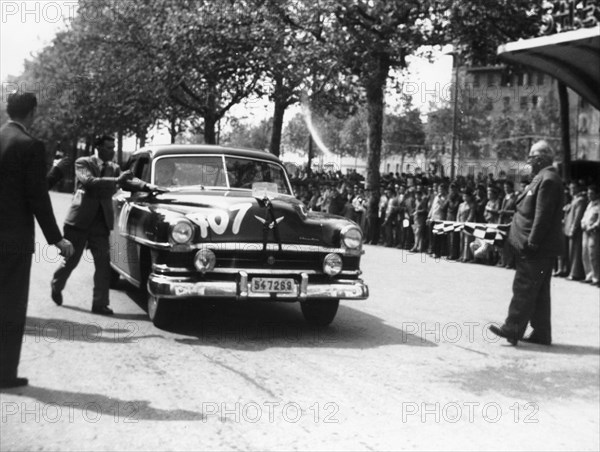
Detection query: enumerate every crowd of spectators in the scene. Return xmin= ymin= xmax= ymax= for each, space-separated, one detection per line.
xmin=290 ymin=168 xmax=600 ymax=287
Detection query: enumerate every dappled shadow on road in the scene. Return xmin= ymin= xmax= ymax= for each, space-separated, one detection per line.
xmin=24 ymin=316 xmax=164 ymax=344
xmin=60 ymin=304 xmax=149 ymax=321
xmin=448 ymin=361 xmax=600 ymax=400
xmin=160 ymin=302 xmax=437 ymax=350
xmin=2 ymin=385 xmax=204 ymax=421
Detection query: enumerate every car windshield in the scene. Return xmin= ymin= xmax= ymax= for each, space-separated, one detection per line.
xmin=152 ymin=155 xmax=292 ymax=195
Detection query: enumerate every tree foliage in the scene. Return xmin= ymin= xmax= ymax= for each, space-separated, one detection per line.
xmin=445 ymin=0 xmax=542 ymax=66
xmin=289 ymin=0 xmax=447 ymax=216
xmin=5 ymin=0 xmax=553 ymax=183
xmin=221 ymin=117 xmax=273 ymax=151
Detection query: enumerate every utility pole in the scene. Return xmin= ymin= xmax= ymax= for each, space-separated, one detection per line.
xmin=450 ymin=51 xmax=460 ymax=180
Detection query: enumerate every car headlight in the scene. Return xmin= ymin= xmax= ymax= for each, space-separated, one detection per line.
xmin=323 ymin=253 xmax=343 ymax=276
xmin=194 ymin=248 xmax=216 ymax=273
xmin=170 ymin=220 xmax=194 ymax=244
xmin=341 ymin=226 xmax=362 ymax=249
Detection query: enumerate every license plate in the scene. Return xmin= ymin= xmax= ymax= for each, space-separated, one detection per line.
xmin=250 ymin=277 xmax=295 ymax=294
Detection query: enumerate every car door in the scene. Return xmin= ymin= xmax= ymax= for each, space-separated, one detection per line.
xmin=111 ymin=154 xmax=151 ymax=284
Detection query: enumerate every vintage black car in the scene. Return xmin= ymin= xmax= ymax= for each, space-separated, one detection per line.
xmin=110 ymin=145 xmax=368 ymax=327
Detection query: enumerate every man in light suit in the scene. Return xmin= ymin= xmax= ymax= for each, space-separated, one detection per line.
xmin=489 ymin=141 xmax=564 ymax=346
xmin=0 ymin=93 xmax=74 ymax=389
xmin=563 ymin=181 xmax=587 ymax=280
xmin=51 ymin=135 xmax=155 ymax=315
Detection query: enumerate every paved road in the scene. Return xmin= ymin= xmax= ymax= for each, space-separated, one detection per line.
xmin=1 ymin=192 xmax=599 ymax=451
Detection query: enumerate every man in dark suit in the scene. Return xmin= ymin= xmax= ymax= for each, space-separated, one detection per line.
xmin=0 ymin=93 xmax=74 ymax=389
xmin=51 ymin=135 xmax=155 ymax=315
xmin=489 ymin=141 xmax=564 ymax=346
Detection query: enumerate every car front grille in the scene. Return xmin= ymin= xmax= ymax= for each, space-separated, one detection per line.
xmin=158 ymin=249 xmax=360 ymax=272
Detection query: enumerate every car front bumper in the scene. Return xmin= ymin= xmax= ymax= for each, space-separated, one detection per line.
xmin=147 ymin=271 xmax=369 ymax=301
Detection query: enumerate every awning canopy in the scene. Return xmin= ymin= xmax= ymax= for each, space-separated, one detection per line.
xmin=497 ymin=27 xmax=600 ymax=110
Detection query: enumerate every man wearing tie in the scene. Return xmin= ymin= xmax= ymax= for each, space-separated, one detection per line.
xmin=51 ymin=135 xmax=155 ymax=315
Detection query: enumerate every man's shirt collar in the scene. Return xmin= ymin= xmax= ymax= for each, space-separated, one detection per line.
xmin=92 ymin=155 xmax=110 ymax=167
xmin=8 ymin=120 xmax=27 ymax=132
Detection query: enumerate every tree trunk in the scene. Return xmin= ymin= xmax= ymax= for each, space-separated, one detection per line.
xmin=269 ymin=75 xmax=287 ymax=157
xmin=204 ymin=116 xmax=217 ymax=144
xmin=85 ymin=135 xmax=93 ymax=156
xmin=117 ymin=129 xmax=124 ymax=167
xmin=203 ymin=88 xmax=218 ymax=144
xmin=400 ymin=152 xmax=405 ymax=174
xmin=270 ymin=99 xmax=287 ymax=158
xmin=558 ymin=81 xmax=571 ymax=180
xmin=307 ymin=136 xmax=314 ymax=177
xmin=169 ymin=109 xmax=177 ymax=144
xmin=139 ymin=131 xmax=147 ymax=148
xmin=365 ymin=53 xmax=390 ymax=218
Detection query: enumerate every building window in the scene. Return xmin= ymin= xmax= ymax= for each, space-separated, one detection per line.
xmin=519 ymin=96 xmax=528 ymax=110
xmin=518 ymin=73 xmax=525 ymax=86
xmin=531 ymin=95 xmax=539 ymax=108
xmin=503 ymin=97 xmax=511 ymax=110
xmin=487 ymin=72 xmax=495 ymax=86
xmin=500 ymin=72 xmax=510 ymax=87
xmin=537 ymin=72 xmax=545 ymax=85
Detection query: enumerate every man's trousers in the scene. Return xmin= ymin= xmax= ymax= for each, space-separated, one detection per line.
xmin=0 ymin=253 xmax=32 ymax=381
xmin=52 ymin=217 xmax=111 ymax=309
xmin=505 ymin=255 xmax=554 ymax=341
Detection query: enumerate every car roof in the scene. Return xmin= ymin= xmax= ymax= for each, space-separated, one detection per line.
xmin=132 ymin=144 xmax=281 ymax=163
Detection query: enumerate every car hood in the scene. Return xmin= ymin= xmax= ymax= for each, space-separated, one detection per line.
xmin=138 ymin=189 xmax=351 ymax=248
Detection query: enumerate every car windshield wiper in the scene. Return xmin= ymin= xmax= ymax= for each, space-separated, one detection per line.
xmin=169 ymin=184 xmax=206 ymax=191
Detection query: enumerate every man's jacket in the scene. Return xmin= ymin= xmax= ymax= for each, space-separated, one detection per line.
xmin=64 ymin=156 xmax=147 ymax=230
xmin=508 ymin=166 xmax=564 ymax=258
xmin=0 ymin=122 xmax=62 ymax=253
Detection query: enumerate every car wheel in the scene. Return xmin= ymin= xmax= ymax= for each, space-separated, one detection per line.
xmin=109 ymin=267 xmax=120 ymax=288
xmin=147 ymin=294 xmax=171 ymax=328
xmin=300 ymin=299 xmax=340 ymax=327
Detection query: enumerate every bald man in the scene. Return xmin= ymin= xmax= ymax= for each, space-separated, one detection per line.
xmin=489 ymin=141 xmax=564 ymax=346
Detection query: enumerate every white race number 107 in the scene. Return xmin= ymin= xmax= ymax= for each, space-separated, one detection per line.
xmin=191 ymin=203 xmax=252 ymax=238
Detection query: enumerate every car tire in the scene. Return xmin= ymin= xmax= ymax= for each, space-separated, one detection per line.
xmin=109 ymin=267 xmax=120 ymax=288
xmin=147 ymin=294 xmax=171 ymax=328
xmin=300 ymin=299 xmax=340 ymax=327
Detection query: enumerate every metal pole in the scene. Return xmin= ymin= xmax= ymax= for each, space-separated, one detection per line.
xmin=450 ymin=53 xmax=460 ymax=180
xmin=558 ymin=81 xmax=571 ymax=179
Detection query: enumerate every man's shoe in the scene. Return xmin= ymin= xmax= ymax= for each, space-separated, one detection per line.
xmin=521 ymin=334 xmax=551 ymax=346
xmin=0 ymin=377 xmax=28 ymax=389
xmin=91 ymin=306 xmax=114 ymax=316
xmin=51 ymin=285 xmax=62 ymax=306
xmin=489 ymin=324 xmax=519 ymax=345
